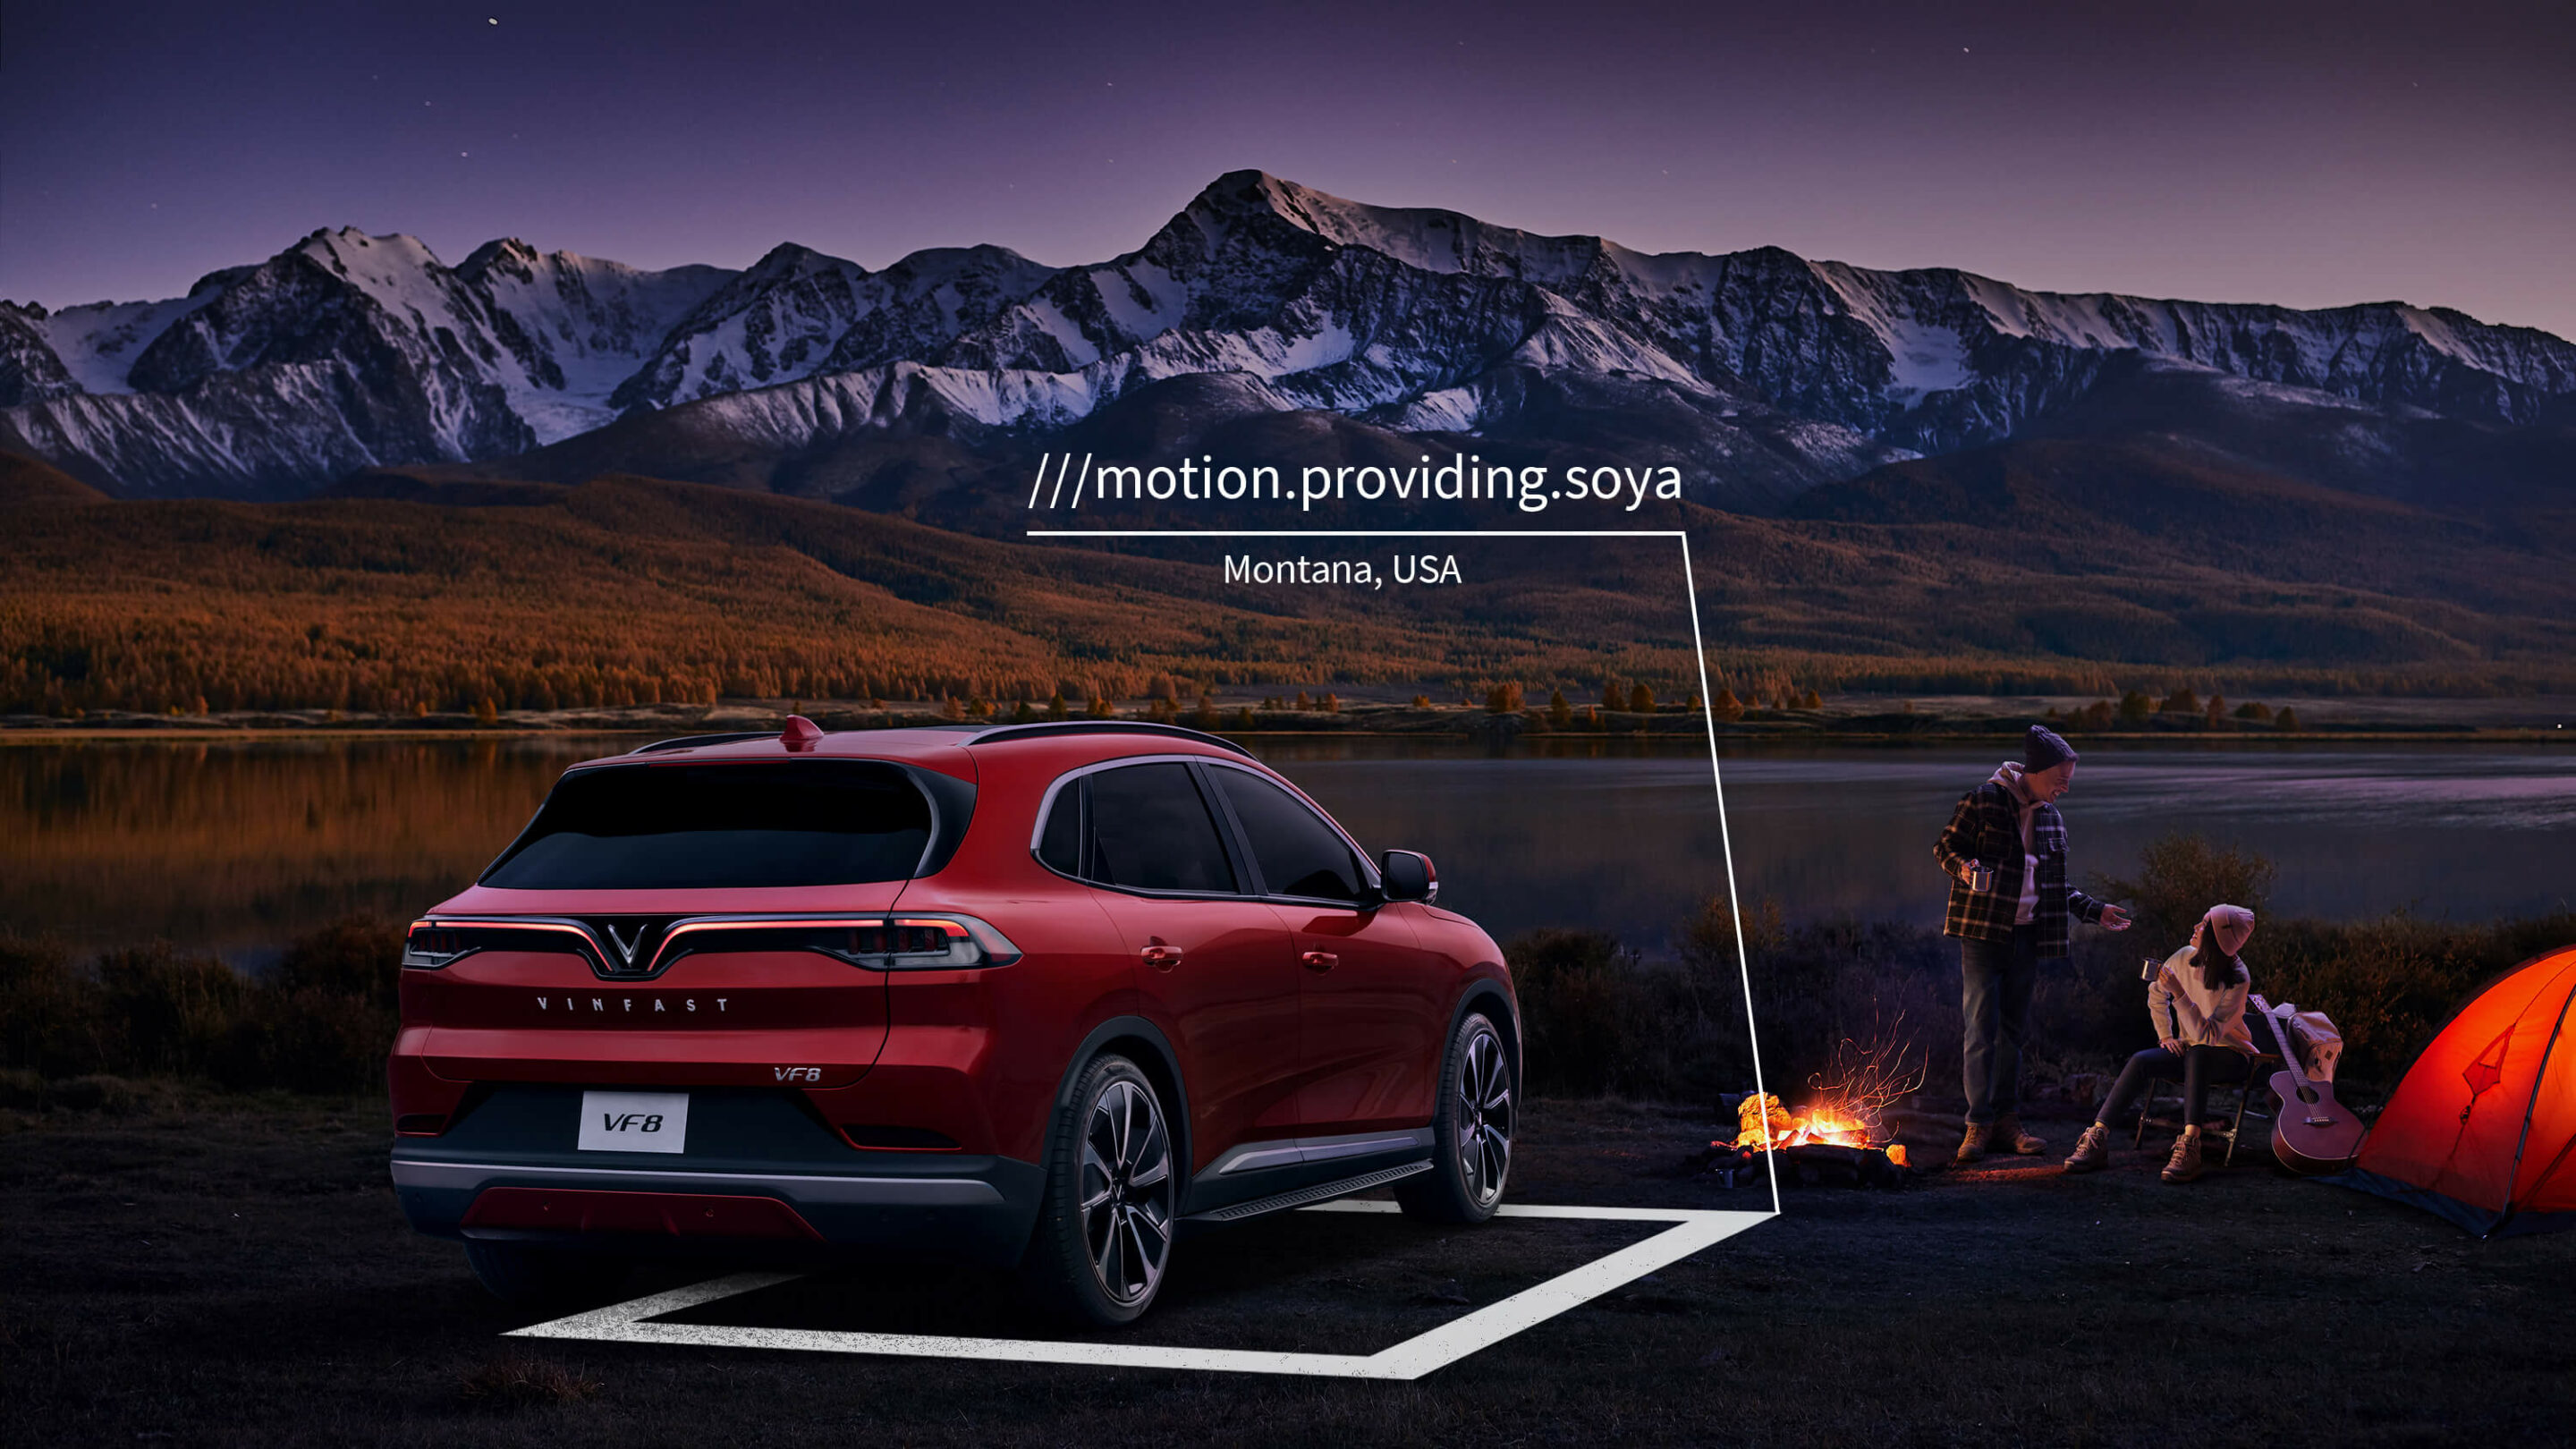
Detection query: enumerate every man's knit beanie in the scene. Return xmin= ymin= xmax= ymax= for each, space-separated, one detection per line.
xmin=2024 ymin=724 xmax=2078 ymax=773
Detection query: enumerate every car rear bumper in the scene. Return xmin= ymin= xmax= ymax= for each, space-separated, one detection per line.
xmin=393 ymin=1155 xmax=1043 ymax=1265
xmin=389 ymin=1083 xmax=1043 ymax=1267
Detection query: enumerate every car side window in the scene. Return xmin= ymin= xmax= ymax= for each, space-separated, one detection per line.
xmin=1080 ymin=763 xmax=1239 ymax=894
xmin=1210 ymin=768 xmax=1367 ymax=904
xmin=1035 ymin=780 xmax=1082 ymax=874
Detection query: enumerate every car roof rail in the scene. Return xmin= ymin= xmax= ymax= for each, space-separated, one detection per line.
xmin=964 ymin=720 xmax=1256 ymax=758
xmin=627 ymin=730 xmax=780 ymax=756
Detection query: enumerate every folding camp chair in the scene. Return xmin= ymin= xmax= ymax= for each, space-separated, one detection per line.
xmin=2131 ymin=1051 xmax=2280 ymax=1167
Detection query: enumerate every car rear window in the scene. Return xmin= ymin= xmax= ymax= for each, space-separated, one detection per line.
xmin=482 ymin=761 xmax=934 ymax=890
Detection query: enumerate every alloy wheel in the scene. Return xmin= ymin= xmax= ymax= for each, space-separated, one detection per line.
xmin=1079 ymin=1077 xmax=1174 ymax=1307
xmin=1457 ymin=1024 xmax=1513 ymax=1207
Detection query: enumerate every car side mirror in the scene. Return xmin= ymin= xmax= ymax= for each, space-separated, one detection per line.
xmin=1378 ymin=850 xmax=1436 ymax=903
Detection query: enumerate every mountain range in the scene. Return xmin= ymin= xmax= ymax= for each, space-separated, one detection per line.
xmin=7 ymin=170 xmax=2572 ymax=515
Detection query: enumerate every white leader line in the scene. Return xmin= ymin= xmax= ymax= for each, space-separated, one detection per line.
xmin=507 ymin=1204 xmax=1770 ymax=1379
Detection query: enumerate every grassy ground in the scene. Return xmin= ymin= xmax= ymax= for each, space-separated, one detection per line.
xmin=3 ymin=1091 xmax=2568 ymax=1448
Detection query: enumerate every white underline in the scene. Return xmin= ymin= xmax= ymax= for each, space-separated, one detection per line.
xmin=1026 ymin=529 xmax=1687 ymax=538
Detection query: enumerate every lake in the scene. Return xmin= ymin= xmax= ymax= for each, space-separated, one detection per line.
xmin=4 ymin=735 xmax=2569 ymax=966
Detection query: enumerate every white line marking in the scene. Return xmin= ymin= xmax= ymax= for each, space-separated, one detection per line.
xmin=1026 ymin=453 xmax=1051 ymax=510
xmin=501 ymin=528 xmax=1783 ymax=1377
xmin=506 ymin=1206 xmax=1770 ymax=1379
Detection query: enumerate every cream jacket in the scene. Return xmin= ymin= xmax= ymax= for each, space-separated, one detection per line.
xmin=2148 ymin=945 xmax=2256 ymax=1054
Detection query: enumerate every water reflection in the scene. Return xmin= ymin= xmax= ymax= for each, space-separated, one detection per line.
xmin=4 ymin=736 xmax=2568 ymax=964
xmin=1262 ymin=740 xmax=2576 ymax=948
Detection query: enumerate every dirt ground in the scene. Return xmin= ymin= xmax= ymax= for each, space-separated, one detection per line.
xmin=3 ymin=1091 xmax=2569 ymax=1448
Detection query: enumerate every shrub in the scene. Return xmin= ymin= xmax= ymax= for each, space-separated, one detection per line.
xmin=1512 ymin=901 xmax=1960 ymax=1109
xmin=2091 ymin=832 xmax=2277 ymax=947
xmin=0 ymin=935 xmax=99 ymax=1079
xmin=2248 ymin=911 xmax=2576 ymax=1083
xmin=1504 ymin=868 xmax=2564 ymax=1114
xmin=0 ymin=919 xmax=402 ymax=1095
xmin=1504 ymin=928 xmax=1638 ymax=1094
xmin=92 ymin=944 xmax=248 ymax=1079
xmin=272 ymin=915 xmax=404 ymax=1013
xmin=217 ymin=987 xmax=396 ymax=1094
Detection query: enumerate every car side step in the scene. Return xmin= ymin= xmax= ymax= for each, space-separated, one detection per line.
xmin=1186 ymin=1160 xmax=1431 ymax=1223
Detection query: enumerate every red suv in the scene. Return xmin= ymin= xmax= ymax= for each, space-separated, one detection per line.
xmin=389 ymin=720 xmax=1518 ymax=1323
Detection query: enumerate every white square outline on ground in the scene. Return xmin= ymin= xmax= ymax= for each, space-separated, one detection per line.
xmin=506 ymin=529 xmax=1783 ymax=1379
xmin=509 ymin=1202 xmax=1774 ymax=1379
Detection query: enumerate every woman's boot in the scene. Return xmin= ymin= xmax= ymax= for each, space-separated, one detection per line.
xmin=2063 ymin=1121 xmax=2111 ymax=1174
xmin=2162 ymin=1124 xmax=2205 ymax=1183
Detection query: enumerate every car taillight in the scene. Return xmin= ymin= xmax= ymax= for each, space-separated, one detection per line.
xmin=818 ymin=915 xmax=1021 ymax=970
xmin=402 ymin=921 xmax=472 ymax=969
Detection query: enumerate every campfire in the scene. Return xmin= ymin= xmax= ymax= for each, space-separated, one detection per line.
xmin=1704 ymin=1021 xmax=1924 ymax=1188
xmin=1732 ymin=1093 xmax=1904 ymax=1164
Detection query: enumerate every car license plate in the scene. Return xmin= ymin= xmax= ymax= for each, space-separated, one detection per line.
xmin=577 ymin=1090 xmax=689 ymax=1153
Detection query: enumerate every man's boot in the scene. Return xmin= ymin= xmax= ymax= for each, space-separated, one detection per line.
xmin=2162 ymin=1124 xmax=2205 ymax=1183
xmin=1953 ymin=1121 xmax=1990 ymax=1165
xmin=1991 ymin=1112 xmax=2046 ymax=1156
xmin=2063 ymin=1121 xmax=2111 ymax=1174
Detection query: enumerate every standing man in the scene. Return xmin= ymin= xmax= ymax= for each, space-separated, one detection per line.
xmin=1933 ymin=724 xmax=2131 ymax=1164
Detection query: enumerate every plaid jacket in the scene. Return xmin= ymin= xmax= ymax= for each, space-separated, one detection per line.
xmin=1933 ymin=778 xmax=2106 ymax=957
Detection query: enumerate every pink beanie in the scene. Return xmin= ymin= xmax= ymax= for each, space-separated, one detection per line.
xmin=2205 ymin=904 xmax=2256 ymax=957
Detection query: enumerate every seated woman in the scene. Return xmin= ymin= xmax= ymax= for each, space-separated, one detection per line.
xmin=2063 ymin=904 xmax=2258 ymax=1183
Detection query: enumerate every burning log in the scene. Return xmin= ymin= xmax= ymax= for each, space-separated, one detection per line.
xmin=1776 ymin=1142 xmax=1909 ymax=1190
xmin=1706 ymin=1017 xmax=1928 ymax=1189
xmin=1732 ymin=1091 xmax=1879 ymax=1151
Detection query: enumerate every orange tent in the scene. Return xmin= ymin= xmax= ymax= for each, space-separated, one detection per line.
xmin=2339 ymin=945 xmax=2576 ymax=1236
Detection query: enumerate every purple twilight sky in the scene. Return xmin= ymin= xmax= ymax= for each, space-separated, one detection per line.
xmin=3 ymin=0 xmax=2572 ymax=338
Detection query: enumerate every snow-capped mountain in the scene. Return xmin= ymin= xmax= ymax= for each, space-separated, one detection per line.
xmin=0 ymin=228 xmax=1052 ymax=496
xmin=4 ymin=170 xmax=2570 ymax=503
xmin=451 ymin=236 xmax=733 ymax=440
xmin=0 ymin=228 xmax=732 ymax=493
xmin=608 ymin=242 xmax=1057 ymax=411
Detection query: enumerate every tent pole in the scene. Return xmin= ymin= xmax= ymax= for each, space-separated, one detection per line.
xmin=2494 ymin=962 xmax=2576 ymax=1231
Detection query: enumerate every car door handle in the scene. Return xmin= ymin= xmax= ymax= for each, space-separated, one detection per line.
xmin=1140 ymin=944 xmax=1183 ymax=970
xmin=1301 ymin=950 xmax=1338 ymax=971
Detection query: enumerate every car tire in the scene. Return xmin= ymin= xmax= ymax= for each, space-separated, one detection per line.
xmin=1022 ymin=1054 xmax=1178 ymax=1326
xmin=1398 ymin=1010 xmax=1514 ymax=1224
xmin=462 ymin=1239 xmax=631 ymax=1308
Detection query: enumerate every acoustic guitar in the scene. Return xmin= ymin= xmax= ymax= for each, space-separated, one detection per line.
xmin=2252 ymin=993 xmax=2367 ymax=1174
